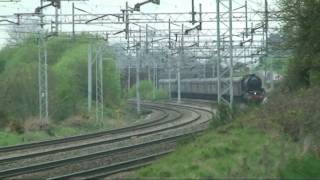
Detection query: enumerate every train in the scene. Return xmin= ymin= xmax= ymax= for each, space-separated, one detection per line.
xmin=158 ymin=74 xmax=265 ymax=103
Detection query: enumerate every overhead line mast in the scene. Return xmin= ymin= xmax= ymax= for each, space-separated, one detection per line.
xmin=1 ymin=0 xmax=278 ymax=115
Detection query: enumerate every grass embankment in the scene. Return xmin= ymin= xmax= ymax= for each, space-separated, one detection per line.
xmin=0 ymin=36 xmax=151 ymax=147
xmin=135 ymin=87 xmax=320 ymax=179
xmin=0 ymin=106 xmax=150 ymax=147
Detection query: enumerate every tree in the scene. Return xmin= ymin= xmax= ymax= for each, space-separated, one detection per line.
xmin=280 ymin=0 xmax=320 ymax=88
xmin=0 ymin=36 xmax=122 ymax=126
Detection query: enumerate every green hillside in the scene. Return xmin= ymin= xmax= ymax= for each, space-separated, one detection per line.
xmin=136 ymin=0 xmax=320 ymax=178
xmin=0 ymin=35 xmax=134 ymax=146
xmin=136 ymin=88 xmax=320 ymax=178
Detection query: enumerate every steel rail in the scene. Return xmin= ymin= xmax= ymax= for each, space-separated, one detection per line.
xmin=0 ymin=102 xmax=212 ymax=179
xmin=49 ymin=103 xmax=213 ymax=179
xmin=0 ymin=104 xmax=168 ymax=153
xmin=0 ymin=104 xmax=182 ymax=165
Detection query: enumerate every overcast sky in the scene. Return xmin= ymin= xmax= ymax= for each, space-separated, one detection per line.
xmin=0 ymin=0 xmax=276 ymax=47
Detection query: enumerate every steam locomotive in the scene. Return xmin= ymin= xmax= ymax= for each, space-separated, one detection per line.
xmin=158 ymin=74 xmax=265 ymax=103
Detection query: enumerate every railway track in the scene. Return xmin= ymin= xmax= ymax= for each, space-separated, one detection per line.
xmin=0 ymin=104 xmax=170 ymax=156
xmin=0 ymin=101 xmax=213 ymax=179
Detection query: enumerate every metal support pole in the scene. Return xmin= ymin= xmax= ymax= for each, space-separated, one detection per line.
xmin=199 ymin=3 xmax=202 ymax=30
xmin=177 ymin=24 xmax=184 ymax=104
xmin=168 ymin=54 xmax=172 ymax=100
xmin=212 ymin=56 xmax=216 ymax=78
xmin=40 ymin=0 xmax=44 ymax=28
xmin=229 ymin=0 xmax=234 ymax=107
xmin=153 ymin=59 xmax=156 ymax=99
xmin=128 ymin=62 xmax=131 ymax=91
xmin=88 ymin=44 xmax=92 ymax=112
xmin=125 ymin=1 xmax=129 ymax=39
xmin=216 ymin=0 xmax=233 ymax=107
xmin=127 ymin=34 xmax=131 ymax=92
xmin=156 ymin=63 xmax=158 ymax=89
xmin=203 ymin=61 xmax=206 ymax=78
xmin=168 ymin=19 xmax=172 ymax=100
xmin=55 ymin=6 xmax=59 ymax=34
xmin=145 ymin=24 xmax=151 ymax=81
xmin=191 ymin=0 xmax=195 ymax=24
xmin=95 ymin=44 xmax=104 ymax=124
xmin=168 ymin=19 xmax=172 ymax=49
xmin=136 ymin=28 xmax=141 ymax=114
xmin=265 ymin=0 xmax=273 ymax=90
xmin=99 ymin=47 xmax=104 ymax=121
xmin=72 ymin=2 xmax=75 ymax=39
xmin=245 ymin=0 xmax=248 ymax=37
xmin=216 ymin=0 xmax=221 ymax=104
xmin=38 ymin=33 xmax=49 ymax=125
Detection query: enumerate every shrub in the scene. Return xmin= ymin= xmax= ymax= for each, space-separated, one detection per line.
xmin=8 ymin=120 xmax=24 ymax=134
xmin=0 ymin=36 xmax=121 ymax=124
xmin=284 ymin=58 xmax=310 ymax=89
xmin=24 ymin=117 xmax=52 ymax=132
xmin=128 ymin=80 xmax=168 ymax=100
xmin=62 ymin=115 xmax=91 ymax=129
xmin=280 ymin=155 xmax=320 ymax=179
xmin=238 ymin=87 xmax=320 ymax=157
xmin=0 ymin=111 xmax=10 ymax=128
xmin=211 ymin=103 xmax=235 ymax=129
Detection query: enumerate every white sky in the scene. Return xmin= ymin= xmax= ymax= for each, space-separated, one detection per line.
xmin=0 ymin=0 xmax=276 ymax=47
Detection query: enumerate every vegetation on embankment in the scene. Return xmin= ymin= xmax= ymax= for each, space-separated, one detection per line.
xmin=135 ymin=87 xmax=320 ymax=179
xmin=136 ymin=1 xmax=320 ymax=178
xmin=280 ymin=0 xmax=320 ymax=89
xmin=0 ymin=35 xmax=120 ymax=122
xmin=128 ymin=80 xmax=168 ymax=101
xmin=0 ymin=106 xmax=148 ymax=146
xmin=0 ymin=35 xmax=144 ymax=146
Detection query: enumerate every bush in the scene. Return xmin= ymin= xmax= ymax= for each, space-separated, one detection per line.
xmin=279 ymin=0 xmax=320 ymax=89
xmin=237 ymin=87 xmax=320 ymax=157
xmin=0 ymin=111 xmax=10 ymax=128
xmin=24 ymin=118 xmax=51 ymax=132
xmin=128 ymin=80 xmax=168 ymax=100
xmin=284 ymin=58 xmax=310 ymax=89
xmin=8 ymin=120 xmax=24 ymax=134
xmin=62 ymin=115 xmax=91 ymax=129
xmin=280 ymin=155 xmax=320 ymax=179
xmin=211 ymin=103 xmax=235 ymax=129
xmin=0 ymin=36 xmax=121 ymax=124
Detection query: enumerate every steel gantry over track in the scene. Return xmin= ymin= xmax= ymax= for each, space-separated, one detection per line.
xmin=0 ymin=0 xmax=279 ymax=112
xmin=216 ymin=0 xmax=234 ymax=107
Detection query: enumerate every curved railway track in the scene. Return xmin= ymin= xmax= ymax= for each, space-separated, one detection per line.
xmin=0 ymin=104 xmax=170 ymax=156
xmin=0 ymin=101 xmax=213 ymax=179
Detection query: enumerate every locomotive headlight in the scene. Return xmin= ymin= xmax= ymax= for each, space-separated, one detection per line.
xmin=254 ymin=92 xmax=257 ymax=95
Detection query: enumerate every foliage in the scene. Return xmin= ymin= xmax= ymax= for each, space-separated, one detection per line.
xmin=135 ymin=128 xmax=299 ymax=179
xmin=0 ymin=35 xmax=121 ymax=128
xmin=136 ymin=85 xmax=320 ymax=178
xmin=280 ymin=155 xmax=320 ymax=179
xmin=279 ymin=0 xmax=320 ymax=88
xmin=255 ymin=56 xmax=289 ymax=75
xmin=211 ymin=103 xmax=235 ymax=129
xmin=128 ymin=80 xmax=168 ymax=100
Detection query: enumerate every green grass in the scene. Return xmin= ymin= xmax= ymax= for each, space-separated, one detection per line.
xmin=135 ymin=127 xmax=300 ymax=179
xmin=0 ymin=131 xmax=51 ymax=146
xmin=52 ymin=127 xmax=82 ymax=137
xmin=0 ymin=107 xmax=152 ymax=147
xmin=0 ymin=132 xmax=23 ymax=146
xmin=280 ymin=155 xmax=320 ymax=179
xmin=0 ymin=126 xmax=98 ymax=147
xmin=136 ymin=87 xmax=320 ymax=178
